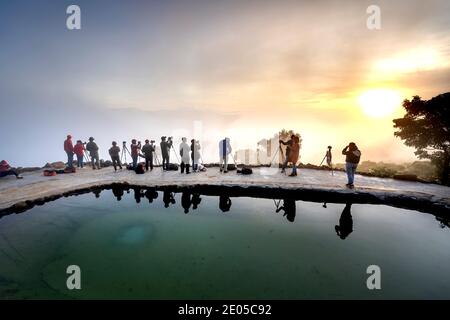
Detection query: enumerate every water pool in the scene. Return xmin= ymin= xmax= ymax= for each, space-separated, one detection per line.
xmin=1 ymin=187 xmax=449 ymax=299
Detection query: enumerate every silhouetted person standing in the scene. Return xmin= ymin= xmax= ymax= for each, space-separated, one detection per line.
xmin=279 ymin=135 xmax=294 ymax=173
xmin=342 ymin=142 xmax=361 ymax=188
xmin=335 ymin=203 xmax=353 ymax=239
xmin=109 ymin=141 xmax=122 ymax=171
xmin=160 ymin=137 xmax=172 ymax=170
xmin=86 ymin=137 xmax=100 ymax=169
xmin=141 ymin=139 xmax=155 ymax=171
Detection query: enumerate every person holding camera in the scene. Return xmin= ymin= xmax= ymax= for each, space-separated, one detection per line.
xmin=141 ymin=139 xmax=155 ymax=171
xmin=86 ymin=137 xmax=100 ymax=169
xmin=130 ymin=139 xmax=141 ymax=169
xmin=219 ymin=137 xmax=232 ymax=173
xmin=73 ymin=140 xmax=85 ymax=168
xmin=109 ymin=141 xmax=122 ymax=171
xmin=342 ymin=142 xmax=361 ymax=188
xmin=179 ymin=137 xmax=191 ymax=174
xmin=160 ymin=136 xmax=172 ymax=170
xmin=279 ymin=135 xmax=295 ymax=173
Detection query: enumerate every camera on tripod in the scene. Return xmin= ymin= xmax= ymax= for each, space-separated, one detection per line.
xmin=122 ymin=141 xmax=126 ymax=146
xmin=150 ymin=140 xmax=155 ymax=144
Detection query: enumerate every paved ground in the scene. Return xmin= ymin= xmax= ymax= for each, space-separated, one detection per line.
xmin=0 ymin=166 xmax=449 ymax=212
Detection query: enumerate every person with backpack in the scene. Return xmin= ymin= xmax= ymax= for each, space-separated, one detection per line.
xmin=179 ymin=137 xmax=191 ymax=174
xmin=219 ymin=138 xmax=232 ymax=173
xmin=109 ymin=141 xmax=122 ymax=171
xmin=342 ymin=142 xmax=361 ymax=188
xmin=64 ymin=135 xmax=74 ymax=169
xmin=73 ymin=140 xmax=85 ymax=168
xmin=86 ymin=137 xmax=100 ymax=169
xmin=141 ymin=139 xmax=155 ymax=171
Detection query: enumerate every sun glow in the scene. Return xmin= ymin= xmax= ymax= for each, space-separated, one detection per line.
xmin=358 ymin=89 xmax=402 ymax=118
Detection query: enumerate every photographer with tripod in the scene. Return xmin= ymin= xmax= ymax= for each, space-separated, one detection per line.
xmin=279 ymin=135 xmax=295 ymax=174
xmin=141 ymin=139 xmax=155 ymax=171
xmin=130 ymin=139 xmax=141 ymax=170
xmin=160 ymin=136 xmax=173 ymax=170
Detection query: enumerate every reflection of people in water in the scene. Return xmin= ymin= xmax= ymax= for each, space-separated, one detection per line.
xmin=335 ymin=202 xmax=353 ymax=239
xmin=275 ymin=199 xmax=296 ymax=222
xmin=112 ymin=186 xmax=124 ymax=201
xmin=192 ymin=193 xmax=202 ymax=210
xmin=219 ymin=195 xmax=232 ymax=212
xmin=93 ymin=189 xmax=101 ymax=199
xmin=144 ymin=188 xmax=158 ymax=203
xmin=133 ymin=187 xmax=143 ymax=203
xmin=181 ymin=191 xmax=192 ymax=214
xmin=163 ymin=190 xmax=176 ymax=208
xmin=322 ymin=202 xmax=327 ymax=208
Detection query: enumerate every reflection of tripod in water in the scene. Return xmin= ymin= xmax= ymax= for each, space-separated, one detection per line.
xmin=121 ymin=141 xmax=132 ymax=164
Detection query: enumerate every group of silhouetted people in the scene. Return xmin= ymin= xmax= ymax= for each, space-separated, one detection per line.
xmin=59 ymin=135 xmax=362 ymax=188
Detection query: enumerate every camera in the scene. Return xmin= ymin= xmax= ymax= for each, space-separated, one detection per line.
xmin=150 ymin=140 xmax=155 ymax=144
xmin=122 ymin=141 xmax=126 ymax=146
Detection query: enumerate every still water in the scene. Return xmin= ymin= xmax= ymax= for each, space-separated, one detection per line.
xmin=0 ymin=187 xmax=449 ymax=299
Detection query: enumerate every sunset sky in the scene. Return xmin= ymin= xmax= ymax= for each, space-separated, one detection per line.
xmin=1 ymin=0 xmax=449 ymax=166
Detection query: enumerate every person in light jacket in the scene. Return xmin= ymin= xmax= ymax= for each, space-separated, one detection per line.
xmin=179 ymin=137 xmax=191 ymax=174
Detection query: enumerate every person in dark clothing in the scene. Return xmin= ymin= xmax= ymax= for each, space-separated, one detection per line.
xmin=144 ymin=188 xmax=158 ymax=203
xmin=112 ymin=185 xmax=124 ymax=201
xmin=130 ymin=139 xmax=141 ymax=170
xmin=163 ymin=190 xmax=176 ymax=208
xmin=0 ymin=160 xmax=23 ymax=179
xmin=133 ymin=187 xmax=143 ymax=203
xmin=86 ymin=137 xmax=100 ymax=169
xmin=141 ymin=139 xmax=155 ymax=171
xmin=335 ymin=203 xmax=353 ymax=239
xmin=64 ymin=135 xmax=74 ymax=169
xmin=275 ymin=199 xmax=296 ymax=222
xmin=192 ymin=193 xmax=202 ymax=210
xmin=342 ymin=142 xmax=361 ymax=188
xmin=160 ymin=136 xmax=173 ymax=170
xmin=181 ymin=191 xmax=192 ymax=214
xmin=219 ymin=195 xmax=232 ymax=212
xmin=109 ymin=141 xmax=122 ymax=171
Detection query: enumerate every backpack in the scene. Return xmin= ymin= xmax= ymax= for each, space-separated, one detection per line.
xmin=135 ymin=163 xmax=145 ymax=174
xmin=237 ymin=167 xmax=253 ymax=175
xmin=167 ymin=163 xmax=179 ymax=171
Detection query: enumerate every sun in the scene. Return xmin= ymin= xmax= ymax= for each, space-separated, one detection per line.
xmin=358 ymin=89 xmax=402 ymax=118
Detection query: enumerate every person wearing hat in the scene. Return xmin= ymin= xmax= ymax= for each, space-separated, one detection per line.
xmin=86 ymin=137 xmax=100 ymax=169
xmin=109 ymin=141 xmax=122 ymax=171
xmin=64 ymin=135 xmax=74 ymax=169
xmin=141 ymin=139 xmax=155 ymax=171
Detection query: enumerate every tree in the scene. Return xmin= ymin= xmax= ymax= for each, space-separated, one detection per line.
xmin=393 ymin=92 xmax=450 ymax=184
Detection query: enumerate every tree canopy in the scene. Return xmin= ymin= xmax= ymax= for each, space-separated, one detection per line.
xmin=393 ymin=92 xmax=450 ymax=184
